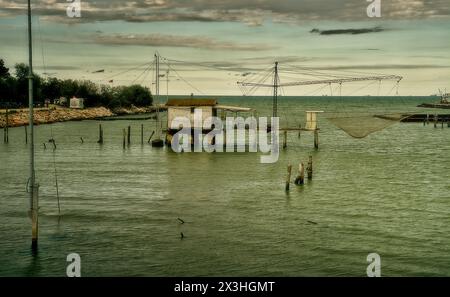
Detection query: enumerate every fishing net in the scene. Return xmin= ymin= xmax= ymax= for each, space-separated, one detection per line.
xmin=325 ymin=113 xmax=409 ymax=138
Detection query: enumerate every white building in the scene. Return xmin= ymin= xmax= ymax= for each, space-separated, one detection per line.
xmin=70 ymin=97 xmax=85 ymax=109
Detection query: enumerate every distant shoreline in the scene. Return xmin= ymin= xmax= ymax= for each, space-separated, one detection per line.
xmin=0 ymin=105 xmax=158 ymax=128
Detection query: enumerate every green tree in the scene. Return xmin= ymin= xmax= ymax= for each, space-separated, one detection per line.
xmin=42 ymin=77 xmax=62 ymax=100
xmin=117 ymin=84 xmax=152 ymax=107
xmin=0 ymin=59 xmax=10 ymax=78
xmin=14 ymin=63 xmax=43 ymax=106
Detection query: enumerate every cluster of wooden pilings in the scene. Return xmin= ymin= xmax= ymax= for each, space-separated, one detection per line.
xmin=115 ymin=124 xmax=155 ymax=148
xmin=285 ymin=155 xmax=313 ymax=192
xmin=1 ymin=122 xmax=159 ymax=148
xmin=421 ymin=114 xmax=450 ymax=128
xmin=281 ymin=127 xmax=320 ymax=150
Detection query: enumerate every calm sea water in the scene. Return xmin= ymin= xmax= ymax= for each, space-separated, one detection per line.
xmin=0 ymin=96 xmax=449 ymax=276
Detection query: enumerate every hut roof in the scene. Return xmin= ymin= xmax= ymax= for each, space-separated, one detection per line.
xmin=166 ymin=98 xmax=217 ymax=107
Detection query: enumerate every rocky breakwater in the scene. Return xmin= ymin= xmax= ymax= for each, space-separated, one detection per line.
xmin=0 ymin=107 xmax=114 ymax=128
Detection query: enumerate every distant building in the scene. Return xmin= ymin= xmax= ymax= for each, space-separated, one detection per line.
xmin=164 ymin=98 xmax=252 ymax=146
xmin=166 ymin=98 xmax=218 ymax=130
xmin=69 ymin=97 xmax=85 ymax=109
xmin=304 ymin=111 xmax=324 ymax=130
xmin=55 ymin=97 xmax=68 ymax=106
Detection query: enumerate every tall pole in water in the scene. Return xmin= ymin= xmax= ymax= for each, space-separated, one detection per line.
xmin=273 ymin=61 xmax=278 ymax=118
xmin=27 ymin=0 xmax=39 ymax=251
xmin=151 ymin=53 xmax=164 ymax=147
xmin=155 ymin=53 xmax=159 ymax=137
xmin=166 ymin=69 xmax=169 ymax=102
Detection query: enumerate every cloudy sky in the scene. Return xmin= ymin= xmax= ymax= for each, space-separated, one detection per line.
xmin=0 ymin=0 xmax=449 ymax=95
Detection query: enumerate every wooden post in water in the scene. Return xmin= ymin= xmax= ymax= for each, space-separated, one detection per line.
xmin=306 ymin=155 xmax=313 ymax=179
xmin=25 ymin=125 xmax=28 ymax=144
xmin=5 ymin=106 xmax=9 ymax=143
xmin=127 ymin=125 xmax=131 ymax=145
xmin=285 ymin=164 xmax=292 ymax=192
xmin=122 ymin=128 xmax=126 ymax=149
xmin=97 ymin=124 xmax=103 ymax=144
xmin=294 ymin=163 xmax=305 ymax=185
xmin=314 ymin=129 xmax=319 ymax=149
xmin=283 ymin=130 xmax=287 ymax=149
xmin=141 ymin=124 xmax=144 ymax=145
xmin=298 ymin=124 xmax=301 ymax=139
xmin=31 ymin=184 xmax=39 ymax=250
xmin=434 ymin=114 xmax=437 ymax=128
xmin=148 ymin=130 xmax=155 ymax=143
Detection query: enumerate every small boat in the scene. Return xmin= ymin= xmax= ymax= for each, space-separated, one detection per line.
xmin=418 ymin=90 xmax=450 ymax=109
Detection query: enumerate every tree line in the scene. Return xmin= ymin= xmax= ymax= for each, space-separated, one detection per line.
xmin=0 ymin=59 xmax=152 ymax=109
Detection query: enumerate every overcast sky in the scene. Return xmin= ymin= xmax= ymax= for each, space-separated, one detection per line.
xmin=0 ymin=0 xmax=449 ymax=95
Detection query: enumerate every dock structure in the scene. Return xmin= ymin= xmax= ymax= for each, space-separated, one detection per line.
xmin=279 ymin=111 xmax=323 ymax=149
xmin=162 ymin=99 xmax=325 ymax=150
xmin=164 ymin=98 xmax=253 ymax=147
xmin=401 ymin=114 xmax=450 ymax=123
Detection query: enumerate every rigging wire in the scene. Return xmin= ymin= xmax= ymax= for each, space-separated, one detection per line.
xmin=96 ymin=61 xmax=154 ymax=83
xmin=131 ymin=61 xmax=154 ymax=85
xmin=165 ymin=60 xmax=205 ymax=95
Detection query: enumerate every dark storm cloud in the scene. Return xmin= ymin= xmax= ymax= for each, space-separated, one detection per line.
xmin=310 ymin=27 xmax=385 ymax=35
xmin=0 ymin=0 xmax=448 ymax=25
xmin=33 ymin=65 xmax=80 ymax=70
xmin=92 ymin=33 xmax=276 ymax=51
xmin=314 ymin=64 xmax=450 ymax=70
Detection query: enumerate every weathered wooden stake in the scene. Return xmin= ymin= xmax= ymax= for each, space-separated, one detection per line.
xmin=127 ymin=125 xmax=131 ymax=145
xmin=426 ymin=113 xmax=429 ymax=125
xmin=148 ymin=130 xmax=155 ymax=143
xmin=4 ymin=106 xmax=9 ymax=143
xmin=97 ymin=124 xmax=103 ymax=144
xmin=141 ymin=124 xmax=144 ymax=145
xmin=314 ymin=129 xmax=319 ymax=149
xmin=283 ymin=130 xmax=287 ymax=149
xmin=294 ymin=163 xmax=305 ymax=185
xmin=434 ymin=114 xmax=438 ymax=128
xmin=50 ymin=139 xmax=56 ymax=150
xmin=298 ymin=124 xmax=301 ymax=139
xmin=285 ymin=164 xmax=292 ymax=192
xmin=80 ymin=137 xmax=84 ymax=144
xmin=31 ymin=184 xmax=39 ymax=251
xmin=25 ymin=125 xmax=28 ymax=144
xmin=307 ymin=155 xmax=313 ymax=179
xmin=123 ymin=128 xmax=126 ymax=149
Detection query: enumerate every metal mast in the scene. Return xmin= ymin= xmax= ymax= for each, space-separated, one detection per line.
xmin=27 ymin=0 xmax=39 ymax=251
xmin=155 ymin=53 xmax=159 ymax=133
xmin=151 ymin=53 xmax=164 ymax=147
xmin=273 ymin=61 xmax=279 ymax=118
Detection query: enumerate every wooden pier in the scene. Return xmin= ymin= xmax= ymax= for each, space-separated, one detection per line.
xmin=401 ymin=114 xmax=450 ymax=122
